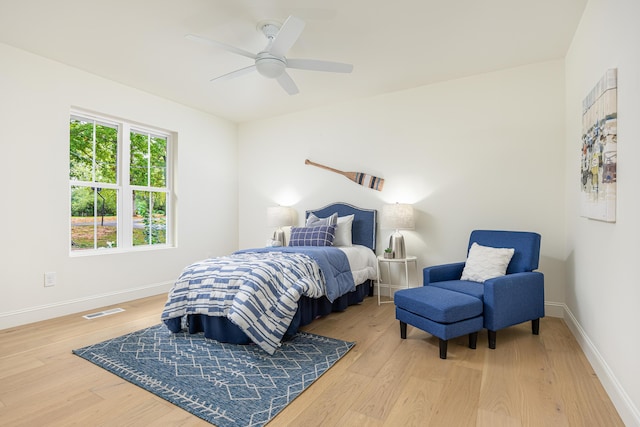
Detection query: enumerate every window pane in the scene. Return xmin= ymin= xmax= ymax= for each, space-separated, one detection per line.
xmin=133 ymin=190 xmax=167 ymax=246
xmin=150 ymin=135 xmax=167 ymax=187
xmin=70 ymin=186 xmax=118 ymax=250
xmin=69 ymin=119 xmax=94 ymax=181
xmin=95 ymin=123 xmax=118 ymax=184
xmin=71 ymin=186 xmax=95 ymax=240
xmin=95 ymin=188 xmax=118 ymax=248
xmin=130 ymin=131 xmax=149 ymax=186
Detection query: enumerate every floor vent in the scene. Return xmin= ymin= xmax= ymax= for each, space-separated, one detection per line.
xmin=83 ymin=307 xmax=125 ymax=319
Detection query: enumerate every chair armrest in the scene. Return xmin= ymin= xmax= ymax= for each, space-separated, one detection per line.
xmin=423 ymin=262 xmax=465 ymax=286
xmin=483 ymin=271 xmax=545 ymax=330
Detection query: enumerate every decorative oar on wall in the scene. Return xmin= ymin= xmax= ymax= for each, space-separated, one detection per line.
xmin=305 ymin=159 xmax=384 ymax=191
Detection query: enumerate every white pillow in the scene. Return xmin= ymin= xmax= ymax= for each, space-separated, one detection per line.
xmin=460 ymin=242 xmax=515 ymax=282
xmin=333 ymin=214 xmax=354 ymax=246
xmin=282 ymin=226 xmax=292 ymax=246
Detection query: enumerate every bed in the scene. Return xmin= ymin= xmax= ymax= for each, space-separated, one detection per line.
xmin=161 ymin=202 xmax=377 ymax=354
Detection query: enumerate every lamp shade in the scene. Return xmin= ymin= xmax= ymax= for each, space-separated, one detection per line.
xmin=380 ymin=203 xmax=415 ymax=230
xmin=266 ymin=206 xmax=295 ymax=228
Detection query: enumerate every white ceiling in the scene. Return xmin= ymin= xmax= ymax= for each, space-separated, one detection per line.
xmin=0 ymin=0 xmax=586 ymax=123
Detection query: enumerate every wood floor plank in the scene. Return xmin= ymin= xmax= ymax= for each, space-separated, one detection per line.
xmin=350 ymin=329 xmax=419 ymax=420
xmin=336 ymin=409 xmax=384 ymax=427
xmin=383 ymin=375 xmax=443 ymax=426
xmin=282 ymin=372 xmax=373 ymax=426
xmin=428 ymin=365 xmax=483 ymax=426
xmin=0 ymin=294 xmax=626 ymax=426
xmin=478 ymin=323 xmax=570 ymax=426
xmin=476 ymin=408 xmax=523 ymax=427
xmin=347 ymin=316 xmax=405 ymax=378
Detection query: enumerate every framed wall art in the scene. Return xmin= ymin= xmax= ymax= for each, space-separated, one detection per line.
xmin=580 ymin=68 xmax=617 ymax=222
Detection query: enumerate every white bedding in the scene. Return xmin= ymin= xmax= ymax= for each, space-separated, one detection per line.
xmin=338 ymin=244 xmax=378 ymax=285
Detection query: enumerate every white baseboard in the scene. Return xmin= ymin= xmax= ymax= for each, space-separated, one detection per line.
xmin=0 ymin=281 xmax=173 ymax=330
xmin=560 ymin=303 xmax=640 ymax=427
xmin=544 ymin=300 xmax=565 ymax=318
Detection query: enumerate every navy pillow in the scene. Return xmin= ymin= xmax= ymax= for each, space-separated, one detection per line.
xmin=288 ymin=225 xmax=337 ymax=247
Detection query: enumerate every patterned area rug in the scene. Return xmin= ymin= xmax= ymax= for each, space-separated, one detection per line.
xmin=73 ymin=324 xmax=354 ymax=426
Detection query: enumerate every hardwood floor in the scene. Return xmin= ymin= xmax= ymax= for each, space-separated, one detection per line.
xmin=0 ymin=294 xmax=624 ymax=426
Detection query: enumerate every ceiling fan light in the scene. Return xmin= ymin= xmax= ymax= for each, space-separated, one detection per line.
xmin=256 ymin=57 xmax=286 ymax=78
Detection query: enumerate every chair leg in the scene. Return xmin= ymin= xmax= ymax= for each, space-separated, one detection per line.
xmin=469 ymin=331 xmax=478 ymax=349
xmin=400 ymin=321 xmax=407 ymax=339
xmin=532 ymin=318 xmax=540 ymax=335
xmin=439 ymin=338 xmax=448 ymax=359
xmin=488 ymin=330 xmax=496 ymax=349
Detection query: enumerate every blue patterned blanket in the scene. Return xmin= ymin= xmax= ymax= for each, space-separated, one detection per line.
xmin=161 ymin=248 xmax=355 ymax=354
xmin=235 ymin=246 xmax=356 ymax=301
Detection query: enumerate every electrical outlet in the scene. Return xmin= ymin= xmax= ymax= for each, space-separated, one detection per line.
xmin=44 ymin=272 xmax=56 ymax=287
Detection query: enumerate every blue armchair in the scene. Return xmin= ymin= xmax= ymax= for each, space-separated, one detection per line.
xmin=423 ymin=230 xmax=544 ymax=349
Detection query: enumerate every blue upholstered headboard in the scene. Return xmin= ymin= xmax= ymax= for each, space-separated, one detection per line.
xmin=306 ymin=202 xmax=377 ymax=251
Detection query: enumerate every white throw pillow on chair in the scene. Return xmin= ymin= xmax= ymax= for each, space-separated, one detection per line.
xmin=461 ymin=242 xmax=515 ymax=282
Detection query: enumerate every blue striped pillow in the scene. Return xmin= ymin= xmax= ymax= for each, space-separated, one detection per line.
xmin=288 ymin=225 xmax=337 ymax=247
xmin=306 ymin=212 xmax=338 ymax=227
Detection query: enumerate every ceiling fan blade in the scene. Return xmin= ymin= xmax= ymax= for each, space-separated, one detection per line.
xmin=210 ymin=65 xmax=256 ymax=82
xmin=268 ymin=16 xmax=305 ymax=57
xmin=276 ymin=72 xmax=299 ymax=95
xmin=287 ymin=58 xmax=353 ymax=73
xmin=185 ymin=34 xmax=256 ymax=60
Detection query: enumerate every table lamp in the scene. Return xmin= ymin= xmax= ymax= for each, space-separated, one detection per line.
xmin=267 ymin=206 xmax=295 ymax=246
xmin=380 ymin=203 xmax=415 ymax=258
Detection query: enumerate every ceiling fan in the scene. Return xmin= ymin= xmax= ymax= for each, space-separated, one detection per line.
xmin=186 ymin=15 xmax=353 ymax=95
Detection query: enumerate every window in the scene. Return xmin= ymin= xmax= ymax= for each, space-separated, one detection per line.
xmin=129 ymin=130 xmax=168 ymax=247
xmin=69 ymin=111 xmax=172 ymax=253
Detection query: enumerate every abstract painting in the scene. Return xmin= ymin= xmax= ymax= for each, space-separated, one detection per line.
xmin=580 ymin=68 xmax=617 ymax=222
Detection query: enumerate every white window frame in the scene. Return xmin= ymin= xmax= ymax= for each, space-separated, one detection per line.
xmin=69 ymin=109 xmax=174 ymax=255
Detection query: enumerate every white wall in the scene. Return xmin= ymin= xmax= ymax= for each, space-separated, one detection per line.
xmin=565 ymin=0 xmax=640 ymax=425
xmin=238 ymin=60 xmax=567 ymax=311
xmin=0 ymin=43 xmax=238 ymax=329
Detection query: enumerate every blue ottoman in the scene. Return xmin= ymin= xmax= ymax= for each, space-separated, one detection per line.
xmin=394 ymin=286 xmax=483 ymax=359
